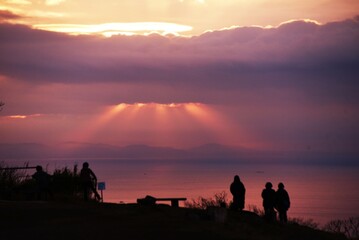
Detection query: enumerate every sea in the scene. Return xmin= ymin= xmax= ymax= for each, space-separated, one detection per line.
xmin=6 ymin=158 xmax=359 ymax=226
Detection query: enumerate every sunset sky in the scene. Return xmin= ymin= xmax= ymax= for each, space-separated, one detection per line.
xmin=0 ymin=0 xmax=359 ymax=157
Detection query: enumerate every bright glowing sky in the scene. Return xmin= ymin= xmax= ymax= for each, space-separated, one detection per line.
xmin=1 ymin=0 xmax=359 ymax=36
xmin=0 ymin=0 xmax=359 ymax=158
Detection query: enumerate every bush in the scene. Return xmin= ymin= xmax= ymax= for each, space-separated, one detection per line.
xmin=184 ymin=191 xmax=229 ymax=209
xmin=323 ymin=217 xmax=359 ymax=239
xmin=0 ymin=161 xmax=29 ymax=186
xmin=0 ymin=162 xmax=33 ymax=199
xmin=0 ymin=162 xmax=82 ymax=201
xmin=289 ymin=217 xmax=320 ymax=229
xmin=247 ymin=204 xmax=265 ymax=216
xmin=52 ymin=165 xmax=81 ymax=197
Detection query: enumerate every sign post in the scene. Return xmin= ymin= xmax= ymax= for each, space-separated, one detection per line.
xmin=97 ymin=182 xmax=106 ymax=203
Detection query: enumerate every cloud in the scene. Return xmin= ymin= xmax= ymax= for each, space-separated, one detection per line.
xmin=1 ymin=15 xmax=358 ymax=106
xmin=45 ymin=0 xmax=66 ymax=6
xmin=0 ymin=15 xmax=359 ymax=152
xmin=0 ymin=9 xmax=22 ymax=21
xmin=5 ymin=0 xmax=32 ymax=5
xmin=33 ymin=22 xmax=193 ymax=36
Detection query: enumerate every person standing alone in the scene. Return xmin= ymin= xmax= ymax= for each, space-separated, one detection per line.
xmin=230 ymin=175 xmax=246 ymax=211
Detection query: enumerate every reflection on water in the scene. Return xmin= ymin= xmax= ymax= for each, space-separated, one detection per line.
xmin=10 ymin=158 xmax=359 ymax=225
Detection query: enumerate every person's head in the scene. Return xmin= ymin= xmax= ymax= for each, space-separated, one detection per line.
xmin=265 ymin=182 xmax=273 ymax=189
xmin=83 ymin=162 xmax=89 ymax=168
xmin=234 ymin=175 xmax=240 ymax=182
xmin=278 ymin=182 xmax=285 ymax=189
xmin=36 ymin=165 xmax=43 ymax=172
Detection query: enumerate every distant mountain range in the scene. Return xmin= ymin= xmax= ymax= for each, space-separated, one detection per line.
xmin=0 ymin=142 xmax=357 ymax=165
xmin=0 ymin=142 xmax=251 ymax=160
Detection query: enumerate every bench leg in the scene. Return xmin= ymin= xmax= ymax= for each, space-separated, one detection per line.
xmin=171 ymin=200 xmax=179 ymax=207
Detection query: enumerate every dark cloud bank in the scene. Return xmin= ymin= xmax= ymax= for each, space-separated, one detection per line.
xmin=1 ymin=16 xmax=359 ymax=100
xmin=1 ymin=13 xmax=358 ymax=160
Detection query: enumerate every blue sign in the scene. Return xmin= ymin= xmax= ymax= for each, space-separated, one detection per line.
xmin=98 ymin=182 xmax=106 ymax=190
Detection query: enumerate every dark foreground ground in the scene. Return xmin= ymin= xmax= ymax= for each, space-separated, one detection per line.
xmin=0 ymin=201 xmax=347 ymax=240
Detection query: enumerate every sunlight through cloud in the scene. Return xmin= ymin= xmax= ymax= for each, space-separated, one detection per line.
xmin=196 ymin=0 xmax=205 ymax=4
xmin=6 ymin=0 xmax=32 ymax=5
xmin=69 ymin=102 xmax=233 ymax=147
xmin=5 ymin=114 xmax=42 ymax=119
xmin=9 ymin=115 xmax=27 ymax=119
xmin=33 ymin=22 xmax=193 ymax=36
xmin=279 ymin=18 xmax=322 ymax=26
xmin=45 ymin=0 xmax=66 ymax=6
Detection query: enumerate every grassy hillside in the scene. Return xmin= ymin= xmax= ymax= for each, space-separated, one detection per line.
xmin=0 ymin=201 xmax=346 ymax=240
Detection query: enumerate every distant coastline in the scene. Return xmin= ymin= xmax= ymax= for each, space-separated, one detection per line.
xmin=1 ymin=142 xmax=358 ymax=166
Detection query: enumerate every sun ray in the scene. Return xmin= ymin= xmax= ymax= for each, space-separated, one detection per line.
xmin=184 ymin=103 xmax=237 ymax=146
xmin=62 ymin=102 xmax=239 ymax=148
xmin=64 ymin=103 xmax=129 ymax=144
xmin=152 ymin=103 xmax=185 ymax=146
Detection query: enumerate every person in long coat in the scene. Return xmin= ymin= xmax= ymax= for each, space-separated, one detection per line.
xmin=230 ymin=175 xmax=246 ymax=211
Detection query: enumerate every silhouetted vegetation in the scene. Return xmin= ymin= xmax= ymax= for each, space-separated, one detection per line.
xmin=0 ymin=162 xmax=27 ymax=186
xmin=289 ymin=217 xmax=320 ymax=229
xmin=323 ymin=217 xmax=359 ymax=239
xmin=0 ymin=162 xmax=32 ymax=199
xmin=0 ymin=162 xmax=83 ymax=201
xmin=51 ymin=165 xmax=81 ymax=200
xmin=184 ymin=191 xmax=229 ymax=209
xmin=247 ymin=204 xmax=265 ymax=216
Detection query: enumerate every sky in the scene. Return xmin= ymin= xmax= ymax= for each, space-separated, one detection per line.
xmin=0 ymin=0 xmax=359 ymax=158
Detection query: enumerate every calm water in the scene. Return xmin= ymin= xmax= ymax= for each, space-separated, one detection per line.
xmin=9 ymin=158 xmax=359 ymax=225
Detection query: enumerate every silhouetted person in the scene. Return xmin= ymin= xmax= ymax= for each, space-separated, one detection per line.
xmin=32 ymin=165 xmax=53 ymax=200
xmin=261 ymin=182 xmax=276 ymax=222
xmin=230 ymin=175 xmax=246 ymax=211
xmin=275 ymin=182 xmax=290 ymax=223
xmin=80 ymin=162 xmax=101 ymax=201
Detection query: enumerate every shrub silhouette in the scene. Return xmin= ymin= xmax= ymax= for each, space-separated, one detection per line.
xmin=1 ymin=162 xmax=82 ymax=201
xmin=185 ymin=191 xmax=229 ymax=209
xmin=0 ymin=162 xmax=34 ymax=200
xmin=247 ymin=204 xmax=265 ymax=216
xmin=323 ymin=217 xmax=359 ymax=239
xmin=52 ymin=165 xmax=81 ymax=199
xmin=289 ymin=217 xmax=320 ymax=229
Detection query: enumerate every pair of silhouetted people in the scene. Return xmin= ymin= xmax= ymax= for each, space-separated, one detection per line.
xmin=80 ymin=162 xmax=101 ymax=201
xmin=230 ymin=175 xmax=246 ymax=211
xmin=32 ymin=165 xmax=53 ymax=200
xmin=261 ymin=182 xmax=290 ymax=223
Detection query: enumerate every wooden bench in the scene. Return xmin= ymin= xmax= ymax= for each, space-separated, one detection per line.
xmin=155 ymin=198 xmax=187 ymax=207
